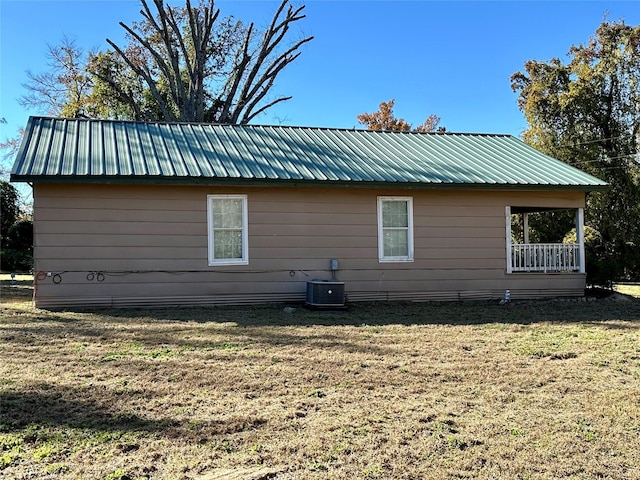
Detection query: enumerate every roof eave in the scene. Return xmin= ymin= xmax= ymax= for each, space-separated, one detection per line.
xmin=11 ymin=174 xmax=609 ymax=192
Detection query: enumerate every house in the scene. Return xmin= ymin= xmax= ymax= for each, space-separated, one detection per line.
xmin=10 ymin=116 xmax=607 ymax=308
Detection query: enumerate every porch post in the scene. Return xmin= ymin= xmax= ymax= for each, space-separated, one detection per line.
xmin=523 ymin=212 xmax=530 ymax=244
xmin=576 ymin=208 xmax=586 ymax=274
xmin=506 ymin=206 xmax=512 ymax=273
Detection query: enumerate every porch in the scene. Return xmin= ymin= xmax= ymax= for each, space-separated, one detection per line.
xmin=506 ymin=206 xmax=585 ymax=274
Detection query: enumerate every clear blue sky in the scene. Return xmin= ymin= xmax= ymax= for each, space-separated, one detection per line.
xmin=1 ymin=0 xmax=639 ymax=144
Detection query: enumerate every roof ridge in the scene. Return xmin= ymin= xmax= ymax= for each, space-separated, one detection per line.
xmin=25 ymin=116 xmax=512 ymax=138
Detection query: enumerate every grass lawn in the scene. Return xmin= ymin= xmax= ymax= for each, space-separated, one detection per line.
xmin=1 ymin=277 xmax=640 ymax=479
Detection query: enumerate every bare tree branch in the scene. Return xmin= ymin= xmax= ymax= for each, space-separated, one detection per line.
xmin=105 ymin=38 xmax=173 ymax=120
xmin=236 ymin=36 xmax=312 ymax=124
xmin=231 ymin=1 xmax=312 ymax=123
xmin=242 ymin=95 xmax=292 ymax=124
xmin=34 ymin=0 xmax=313 ymax=124
xmin=218 ymin=24 xmax=254 ymax=123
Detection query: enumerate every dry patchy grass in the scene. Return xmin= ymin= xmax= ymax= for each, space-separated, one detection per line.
xmin=1 ymin=281 xmax=640 ymax=479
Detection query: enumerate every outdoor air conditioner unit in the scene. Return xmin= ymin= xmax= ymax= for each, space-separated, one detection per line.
xmin=306 ymin=279 xmax=345 ymax=307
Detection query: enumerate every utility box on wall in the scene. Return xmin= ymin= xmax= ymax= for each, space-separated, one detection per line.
xmin=306 ymin=279 xmax=345 ymax=307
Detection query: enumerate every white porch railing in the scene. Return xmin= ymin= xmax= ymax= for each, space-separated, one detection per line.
xmin=510 ymin=243 xmax=581 ymax=273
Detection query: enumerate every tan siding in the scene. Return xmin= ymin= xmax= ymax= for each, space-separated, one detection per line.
xmin=32 ymin=183 xmax=587 ymax=308
xmin=36 ymin=208 xmax=205 ymax=223
xmin=253 ymin=212 xmax=374 ymax=226
xmin=40 ymin=196 xmax=204 ymax=211
xmin=36 ymin=221 xmax=205 ymax=236
xmin=251 ymin=247 xmax=375 ymax=259
xmin=416 ymin=236 xmax=502 ymax=248
xmin=38 ymin=246 xmax=205 ymax=260
xmin=251 ymin=199 xmax=373 ymax=213
xmin=39 ymin=234 xmax=207 ymax=248
xmin=254 ymin=224 xmax=373 ymax=237
xmin=415 ymin=217 xmax=506 ymax=228
xmin=253 ymin=235 xmax=370 ymax=249
xmin=35 ymin=258 xmax=206 ymax=272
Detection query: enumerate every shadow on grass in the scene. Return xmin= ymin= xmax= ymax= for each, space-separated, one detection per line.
xmin=4 ymin=287 xmax=640 ymax=330
xmin=0 ymin=282 xmax=34 ymax=303
xmin=3 ymin=291 xmax=639 ymax=359
xmin=0 ymin=279 xmax=33 ymax=287
xmin=76 ymin=296 xmax=640 ymax=328
xmin=1 ymin=311 xmax=398 ymax=357
xmin=4 ymin=280 xmax=640 ymax=328
xmin=0 ymin=385 xmax=271 ymax=444
xmin=0 ymin=384 xmax=167 ymax=433
xmin=13 ymin=297 xmax=635 ymax=357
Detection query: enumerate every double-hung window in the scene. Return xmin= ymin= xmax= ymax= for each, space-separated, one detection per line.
xmin=378 ymin=196 xmax=414 ymax=262
xmin=207 ymin=195 xmax=248 ymax=265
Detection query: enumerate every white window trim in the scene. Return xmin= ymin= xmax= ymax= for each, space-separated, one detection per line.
xmin=207 ymin=194 xmax=249 ymax=266
xmin=377 ymin=196 xmax=414 ymax=263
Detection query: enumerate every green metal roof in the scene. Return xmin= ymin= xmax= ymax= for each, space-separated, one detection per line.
xmin=11 ymin=116 xmax=607 ymax=190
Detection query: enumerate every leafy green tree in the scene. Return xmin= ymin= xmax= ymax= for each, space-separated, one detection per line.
xmin=0 ymin=181 xmax=32 ymax=272
xmin=1 ymin=181 xmax=20 ymax=244
xmin=7 ymin=219 xmax=33 ymax=252
xmin=2 ymin=219 xmax=34 ymax=272
xmin=511 ymin=19 xmax=640 ymax=284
